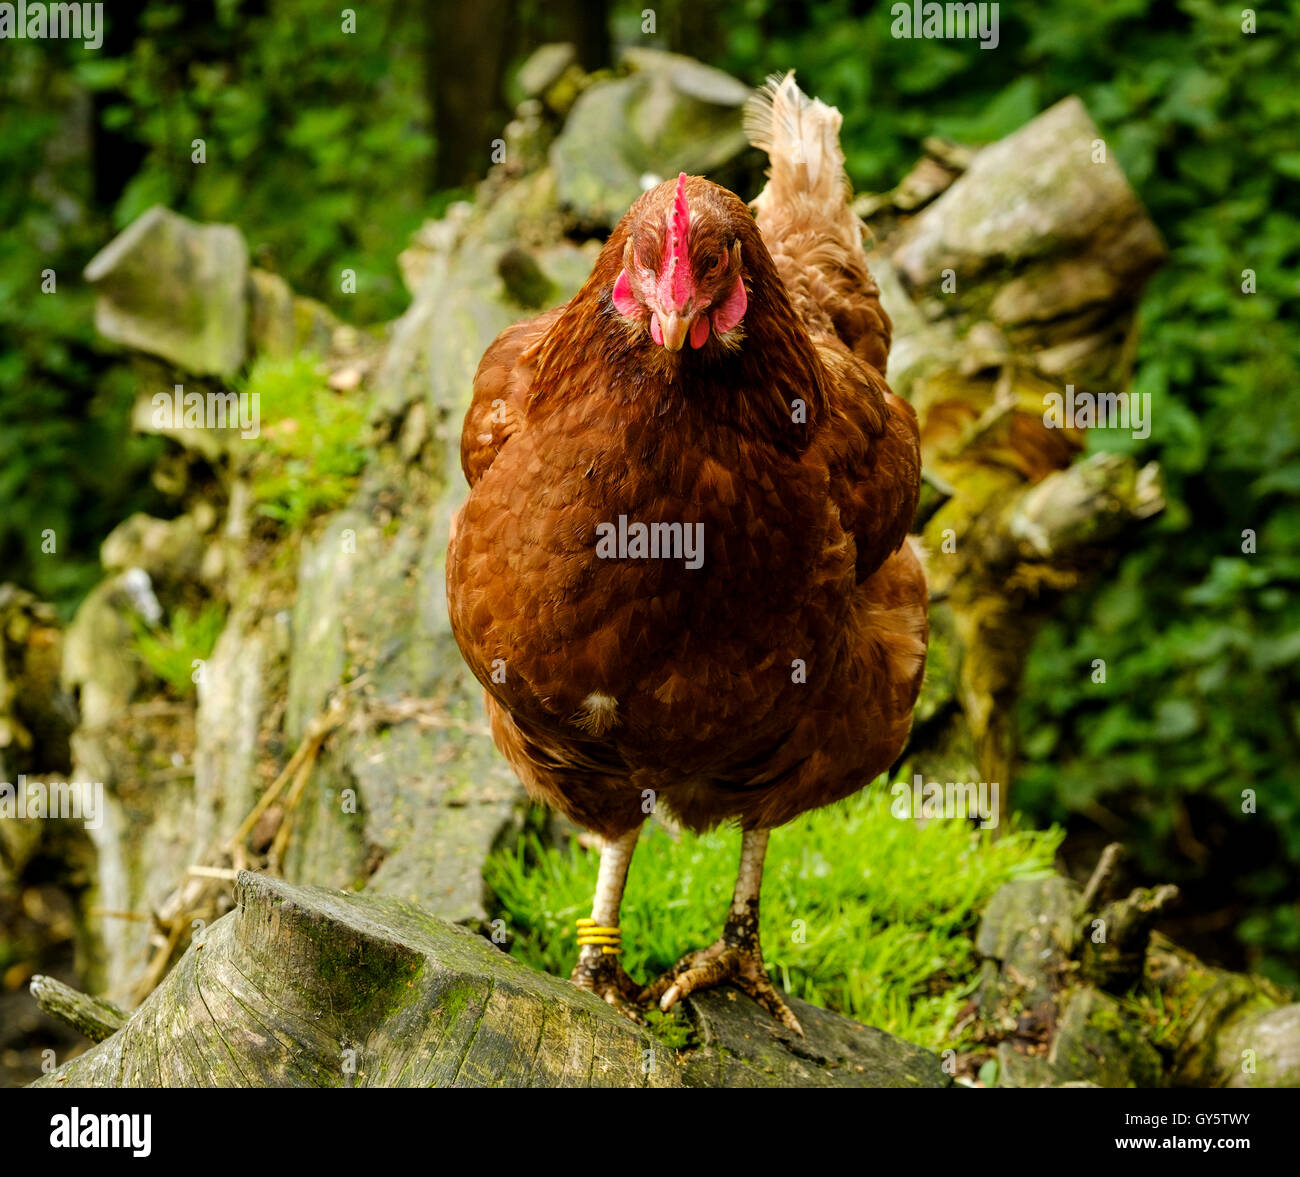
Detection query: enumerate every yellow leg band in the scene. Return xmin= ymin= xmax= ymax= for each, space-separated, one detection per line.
xmin=576 ymin=918 xmax=622 ymax=954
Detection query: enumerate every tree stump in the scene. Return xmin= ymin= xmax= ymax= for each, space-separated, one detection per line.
xmin=31 ymin=872 xmax=948 ymax=1089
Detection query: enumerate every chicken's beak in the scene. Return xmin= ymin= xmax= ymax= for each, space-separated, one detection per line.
xmin=658 ymin=311 xmax=691 ymax=352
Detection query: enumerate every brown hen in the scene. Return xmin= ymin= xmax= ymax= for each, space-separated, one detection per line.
xmin=447 ymin=73 xmax=927 ymax=1032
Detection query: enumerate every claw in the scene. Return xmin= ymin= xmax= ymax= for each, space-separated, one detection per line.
xmin=641 ymin=939 xmax=803 ymax=1036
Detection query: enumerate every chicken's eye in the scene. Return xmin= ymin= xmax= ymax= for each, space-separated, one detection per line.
xmin=700 ymin=253 xmax=719 ymax=273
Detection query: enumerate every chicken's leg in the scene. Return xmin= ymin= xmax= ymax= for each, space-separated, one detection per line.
xmin=569 ymin=826 xmax=643 ymax=1020
xmin=641 ymin=828 xmax=802 ymax=1034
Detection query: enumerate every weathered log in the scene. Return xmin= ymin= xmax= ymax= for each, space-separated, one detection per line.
xmin=970 ymin=868 xmax=1297 ymax=1088
xmin=866 ymin=97 xmax=1167 ymax=796
xmin=1146 ymin=935 xmax=1299 ymax=1088
xmin=30 ymin=872 xmax=947 ymax=1089
xmin=1079 ymin=882 xmax=1179 ymax=991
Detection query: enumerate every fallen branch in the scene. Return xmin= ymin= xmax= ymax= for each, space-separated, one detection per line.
xmin=30 ymin=975 xmax=128 ymax=1043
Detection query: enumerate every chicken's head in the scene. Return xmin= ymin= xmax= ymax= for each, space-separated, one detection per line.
xmin=612 ymin=172 xmax=749 ymax=352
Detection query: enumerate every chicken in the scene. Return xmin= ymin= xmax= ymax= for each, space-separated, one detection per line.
xmin=446 ymin=73 xmax=927 ymax=1033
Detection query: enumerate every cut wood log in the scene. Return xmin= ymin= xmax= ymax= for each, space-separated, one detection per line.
xmin=30 ymin=872 xmax=948 ymax=1089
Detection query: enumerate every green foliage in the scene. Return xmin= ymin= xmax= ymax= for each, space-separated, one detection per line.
xmin=487 ymin=787 xmax=1062 ymax=1050
xmin=240 ymin=353 xmax=369 ymax=530
xmin=0 ymin=43 xmax=167 ymax=616
xmin=78 ymin=0 xmax=431 ymax=324
xmin=0 ymin=1 xmax=428 ymax=611
xmin=130 ymin=603 xmax=226 ymax=697
xmin=1014 ymin=2 xmax=1300 ymax=984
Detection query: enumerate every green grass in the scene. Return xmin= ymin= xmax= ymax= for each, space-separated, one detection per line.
xmin=239 ymin=353 xmax=369 ymax=531
xmin=130 ymin=603 xmax=226 ymax=698
xmin=486 ymin=784 xmax=1063 ymax=1051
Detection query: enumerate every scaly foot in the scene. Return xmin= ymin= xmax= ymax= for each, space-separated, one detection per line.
xmin=570 ymin=951 xmax=645 ymax=1024
xmin=640 ymin=933 xmax=803 ymax=1035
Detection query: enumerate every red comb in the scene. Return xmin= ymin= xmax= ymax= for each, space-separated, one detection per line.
xmin=660 ymin=172 xmax=693 ymax=311
xmin=671 ymin=173 xmax=690 ymax=251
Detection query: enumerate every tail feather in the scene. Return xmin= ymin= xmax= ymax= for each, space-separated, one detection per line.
xmin=744 ymin=72 xmax=858 ymax=254
xmin=744 ymin=71 xmax=891 ymax=372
